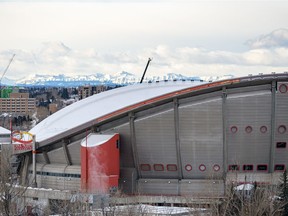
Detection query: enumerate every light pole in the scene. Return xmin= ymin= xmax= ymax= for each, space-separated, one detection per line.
xmin=32 ymin=134 xmax=37 ymax=188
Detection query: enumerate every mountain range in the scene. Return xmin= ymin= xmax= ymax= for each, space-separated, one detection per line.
xmin=1 ymin=72 xmax=234 ymax=87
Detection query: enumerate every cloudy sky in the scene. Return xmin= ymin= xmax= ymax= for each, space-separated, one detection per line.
xmin=0 ymin=0 xmax=288 ymax=80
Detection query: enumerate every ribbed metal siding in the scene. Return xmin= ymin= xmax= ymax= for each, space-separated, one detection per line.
xmin=179 ymin=97 xmax=223 ymax=179
xmin=47 ymin=148 xmax=66 ymax=164
xmin=63 ymin=165 xmax=81 ymax=191
xmin=135 ymin=109 xmax=178 ymax=179
xmin=68 ymin=140 xmax=81 ymax=165
xmin=28 ymin=163 xmax=46 ymax=188
xmin=274 ymin=82 xmax=288 ymax=165
xmin=29 ymin=164 xmax=81 ymax=190
xmin=119 ymin=168 xmax=137 ymax=194
xmin=36 ymin=154 xmax=46 ymax=164
xmin=226 ymin=90 xmax=271 ymax=169
xmin=138 ymin=179 xmax=179 ymax=195
xmin=179 ymin=179 xmax=224 ymax=196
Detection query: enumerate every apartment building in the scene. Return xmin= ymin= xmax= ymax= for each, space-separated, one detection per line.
xmin=78 ymin=85 xmax=107 ymax=100
xmin=0 ymin=92 xmax=36 ymax=114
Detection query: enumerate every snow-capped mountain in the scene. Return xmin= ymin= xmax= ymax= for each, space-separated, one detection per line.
xmin=0 ymin=77 xmax=16 ymax=85
xmin=1 ymin=72 xmax=234 ymax=87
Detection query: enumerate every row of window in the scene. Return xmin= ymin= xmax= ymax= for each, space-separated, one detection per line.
xmin=28 ymin=170 xmax=81 ymax=178
xmin=0 ymin=104 xmax=34 ymax=107
xmin=140 ymin=164 xmax=178 ymax=172
xmin=230 ymin=125 xmax=288 ymax=134
xmin=140 ymin=163 xmax=286 ymax=172
xmin=228 ymin=164 xmax=285 ymax=172
xmin=140 ymin=164 xmax=221 ymax=172
xmin=1 ymin=102 xmax=27 ymax=104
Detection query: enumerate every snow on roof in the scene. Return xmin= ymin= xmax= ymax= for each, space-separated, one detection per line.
xmin=81 ymin=133 xmax=116 ymax=147
xmin=30 ymin=81 xmax=205 ymax=142
xmin=0 ymin=126 xmax=10 ymax=135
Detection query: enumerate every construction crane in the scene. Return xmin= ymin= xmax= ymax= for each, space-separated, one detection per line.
xmin=0 ymin=54 xmax=15 ymax=97
xmin=140 ymin=57 xmax=152 ymax=83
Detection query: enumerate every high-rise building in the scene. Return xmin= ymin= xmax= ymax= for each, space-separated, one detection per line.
xmin=0 ymin=92 xmax=36 ymax=114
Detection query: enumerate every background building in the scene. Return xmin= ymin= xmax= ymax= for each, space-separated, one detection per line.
xmin=0 ymin=91 xmax=35 ymax=115
xmin=78 ymin=85 xmax=107 ymax=100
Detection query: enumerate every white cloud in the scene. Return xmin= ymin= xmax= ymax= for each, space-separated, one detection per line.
xmin=246 ymin=29 xmax=288 ymax=49
xmin=1 ymin=29 xmax=288 ymax=81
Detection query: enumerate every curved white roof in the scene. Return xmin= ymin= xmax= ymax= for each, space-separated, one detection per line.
xmin=30 ymin=81 xmax=205 ymax=142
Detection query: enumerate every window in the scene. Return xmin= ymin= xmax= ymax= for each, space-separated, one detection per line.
xmin=257 ymin=164 xmax=268 ymax=171
xmin=275 ymin=164 xmax=285 ymax=171
xmin=276 ymin=142 xmax=286 ymax=148
xmin=140 ymin=164 xmax=151 ymax=171
xmin=243 ymin=165 xmax=253 ymax=171
xmin=153 ymin=164 xmax=164 ymax=171
xmin=229 ymin=165 xmax=239 ymax=171
xmin=167 ymin=164 xmax=177 ymax=171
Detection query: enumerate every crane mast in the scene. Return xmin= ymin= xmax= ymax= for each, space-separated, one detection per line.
xmin=0 ymin=54 xmax=15 ymax=97
xmin=140 ymin=58 xmax=152 ymax=84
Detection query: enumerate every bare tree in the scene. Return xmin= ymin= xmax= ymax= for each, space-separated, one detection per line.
xmin=0 ymin=145 xmax=27 ymax=215
xmin=212 ymin=182 xmax=285 ymax=216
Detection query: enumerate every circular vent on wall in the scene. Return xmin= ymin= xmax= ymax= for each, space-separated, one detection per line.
xmin=185 ymin=164 xmax=192 ymax=172
xmin=230 ymin=126 xmax=238 ymax=133
xmin=279 ymin=84 xmax=288 ymax=93
xmin=199 ymin=164 xmax=206 ymax=172
xmin=260 ymin=126 xmax=268 ymax=133
xmin=278 ymin=125 xmax=287 ymax=134
xmin=213 ymin=164 xmax=220 ymax=172
xmin=245 ymin=126 xmax=253 ymax=133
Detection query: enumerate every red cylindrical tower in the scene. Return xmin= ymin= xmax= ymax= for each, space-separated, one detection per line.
xmin=81 ymin=133 xmax=120 ymax=193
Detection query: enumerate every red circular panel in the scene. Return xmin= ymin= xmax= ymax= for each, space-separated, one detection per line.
xmin=199 ymin=164 xmax=206 ymax=172
xmin=260 ymin=126 xmax=267 ymax=134
xmin=185 ymin=164 xmax=192 ymax=172
xmin=279 ymin=84 xmax=288 ymax=93
xmin=278 ymin=125 xmax=287 ymax=134
xmin=245 ymin=126 xmax=253 ymax=133
xmin=230 ymin=126 xmax=238 ymax=133
xmin=213 ymin=164 xmax=220 ymax=172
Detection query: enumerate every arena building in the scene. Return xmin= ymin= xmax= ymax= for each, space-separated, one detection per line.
xmin=14 ymin=73 xmax=288 ymax=197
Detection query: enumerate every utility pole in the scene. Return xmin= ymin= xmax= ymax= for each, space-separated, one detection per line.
xmin=140 ymin=58 xmax=152 ymax=83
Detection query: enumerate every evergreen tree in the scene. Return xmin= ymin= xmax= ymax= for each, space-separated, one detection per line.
xmin=61 ymin=88 xmax=69 ymax=99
